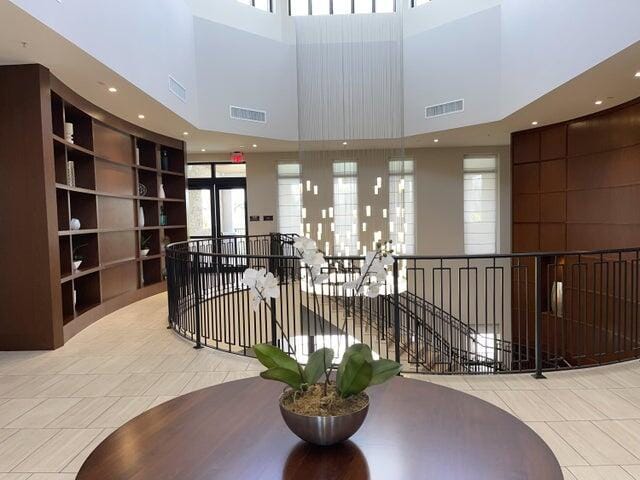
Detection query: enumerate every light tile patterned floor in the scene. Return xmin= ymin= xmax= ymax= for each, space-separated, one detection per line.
xmin=0 ymin=294 xmax=639 ymax=480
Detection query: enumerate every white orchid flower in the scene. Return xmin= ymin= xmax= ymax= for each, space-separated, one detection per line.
xmin=241 ymin=268 xmax=263 ymax=288
xmin=259 ymin=272 xmax=280 ymax=300
xmin=380 ymin=253 xmax=394 ymax=266
xmin=366 ymin=282 xmax=380 ymax=298
xmin=303 ymin=250 xmax=324 ymax=267
xmin=294 ymin=236 xmax=316 ymax=251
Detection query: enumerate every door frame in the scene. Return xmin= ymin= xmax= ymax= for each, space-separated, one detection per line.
xmin=187 ymin=162 xmax=248 ymax=240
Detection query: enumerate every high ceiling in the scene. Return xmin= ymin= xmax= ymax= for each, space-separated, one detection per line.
xmin=0 ymin=0 xmax=639 ymax=154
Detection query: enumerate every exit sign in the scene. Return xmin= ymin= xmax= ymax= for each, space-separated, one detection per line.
xmin=231 ymin=151 xmax=245 ymax=164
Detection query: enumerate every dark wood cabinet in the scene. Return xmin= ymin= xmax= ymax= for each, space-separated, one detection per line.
xmin=0 ymin=64 xmax=187 ymax=350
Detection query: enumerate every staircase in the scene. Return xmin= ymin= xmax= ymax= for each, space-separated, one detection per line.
xmin=347 ymin=291 xmax=512 ymax=374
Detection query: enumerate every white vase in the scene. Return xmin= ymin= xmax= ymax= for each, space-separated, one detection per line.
xmin=159 ymin=184 xmax=166 ymax=199
xmin=141 ymin=248 xmax=150 ymax=257
xmin=64 ymin=122 xmax=74 ymax=143
xmin=73 ymin=289 xmax=77 ymax=308
xmin=70 ymin=218 xmax=81 ymax=230
xmin=138 ymin=206 xmax=145 ymax=227
xmin=73 ymin=260 xmax=82 ymax=271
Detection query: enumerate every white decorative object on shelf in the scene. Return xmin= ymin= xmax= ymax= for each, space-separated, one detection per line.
xmin=73 ymin=260 xmax=82 ymax=271
xmin=138 ymin=206 xmax=145 ymax=227
xmin=69 ymin=218 xmax=81 ymax=231
xmin=64 ymin=122 xmax=74 ymax=143
xmin=141 ymin=248 xmax=150 ymax=257
xmin=73 ymin=289 xmax=77 ymax=308
xmin=66 ymin=161 xmax=76 ymax=187
xmin=551 ymin=281 xmax=564 ymax=317
xmin=135 ymin=146 xmax=140 ymax=165
xmin=159 ymin=184 xmax=166 ymax=199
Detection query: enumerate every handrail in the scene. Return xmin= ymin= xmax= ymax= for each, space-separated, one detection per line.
xmin=166 ymin=234 xmax=640 ymax=375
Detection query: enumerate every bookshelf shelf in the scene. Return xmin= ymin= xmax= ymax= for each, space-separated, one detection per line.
xmin=0 ymin=64 xmax=187 ymax=350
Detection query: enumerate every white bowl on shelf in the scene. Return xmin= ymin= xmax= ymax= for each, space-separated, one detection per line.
xmin=141 ymin=249 xmax=150 ymax=257
xmin=73 ymin=260 xmax=82 ymax=271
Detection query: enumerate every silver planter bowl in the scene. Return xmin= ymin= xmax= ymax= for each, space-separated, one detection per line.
xmin=279 ymin=393 xmax=369 ymax=446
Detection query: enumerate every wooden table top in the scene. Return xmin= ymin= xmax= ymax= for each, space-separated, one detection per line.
xmin=77 ymin=377 xmax=562 ymax=480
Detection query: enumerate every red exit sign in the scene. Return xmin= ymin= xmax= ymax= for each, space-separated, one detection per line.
xmin=231 ymin=151 xmax=245 ymax=164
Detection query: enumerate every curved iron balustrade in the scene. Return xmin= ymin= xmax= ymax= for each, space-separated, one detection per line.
xmin=166 ymin=234 xmax=640 ymax=375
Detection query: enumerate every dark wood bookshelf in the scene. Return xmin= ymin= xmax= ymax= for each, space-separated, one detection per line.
xmin=0 ymin=64 xmax=187 ymax=350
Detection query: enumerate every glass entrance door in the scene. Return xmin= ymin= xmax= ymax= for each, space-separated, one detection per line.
xmin=187 ymin=163 xmax=248 ymax=270
xmin=217 ymin=187 xmax=247 ymax=236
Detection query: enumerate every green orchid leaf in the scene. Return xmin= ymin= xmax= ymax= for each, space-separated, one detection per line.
xmin=304 ymin=348 xmax=334 ymax=384
xmin=337 ymin=352 xmax=373 ymax=398
xmin=253 ymin=343 xmax=300 ymax=374
xmin=369 ymin=359 xmax=402 ymax=385
xmin=260 ymin=367 xmax=304 ymax=390
xmin=336 ymin=343 xmax=373 ymax=386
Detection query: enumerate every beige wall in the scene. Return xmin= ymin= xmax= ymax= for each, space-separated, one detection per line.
xmin=188 ymin=144 xmax=511 ymax=255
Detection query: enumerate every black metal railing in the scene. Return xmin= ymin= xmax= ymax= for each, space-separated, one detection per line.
xmin=166 ymin=234 xmax=640 ymax=375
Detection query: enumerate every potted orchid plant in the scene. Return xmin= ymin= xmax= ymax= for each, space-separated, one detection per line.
xmin=242 ymin=236 xmax=401 ymax=446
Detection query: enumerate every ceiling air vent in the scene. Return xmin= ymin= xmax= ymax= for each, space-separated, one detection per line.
xmin=168 ymin=75 xmax=187 ymax=102
xmin=425 ymin=99 xmax=464 ymax=119
xmin=230 ymin=105 xmax=267 ymax=123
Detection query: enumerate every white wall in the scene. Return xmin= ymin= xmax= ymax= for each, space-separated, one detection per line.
xmin=11 ymin=0 xmax=640 ymax=141
xmin=9 ymin=0 xmax=199 ymax=121
xmin=193 ymin=16 xmax=299 ymax=140
xmin=403 ymin=6 xmax=502 ymax=137
xmin=499 ymin=0 xmax=640 ymax=115
xmin=186 ymin=0 xmax=295 ymax=43
xmin=402 ymin=0 xmax=502 ymax=37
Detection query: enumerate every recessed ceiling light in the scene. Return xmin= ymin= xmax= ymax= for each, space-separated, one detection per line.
xmin=635 ymin=72 xmax=640 ymax=78
xmin=138 ymin=114 xmax=145 ymax=119
xmin=252 ymin=144 xmax=258 ymax=148
xmin=201 ymin=148 xmax=206 ymax=152
xmin=433 ymin=139 xmax=439 ymax=143
xmin=595 ymin=100 xmax=603 ymax=105
xmin=183 ymin=131 xmax=189 ymax=136
xmin=108 ymin=87 xmax=117 ymax=93
xmin=531 ymin=121 xmax=538 ymax=126
xmin=342 ymin=141 xmax=348 ymax=145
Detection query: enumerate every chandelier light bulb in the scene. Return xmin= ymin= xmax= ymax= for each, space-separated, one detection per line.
xmin=376 ymin=177 xmax=382 ymax=188
xmin=302 ymin=207 xmax=307 ymax=219
xmin=362 ymin=222 xmax=367 ymax=232
xmin=383 ymin=208 xmax=388 ymax=218
xmin=330 ymin=222 xmax=335 ymax=232
xmin=322 ymin=209 xmax=327 ymax=219
xmin=374 ymin=185 xmax=379 ymax=195
xmin=328 ymin=207 xmax=334 ymax=218
xmin=306 ymin=180 xmax=311 ymax=191
xmin=313 ymin=185 xmax=318 ymax=195
xmin=366 ymin=205 xmax=371 ymax=217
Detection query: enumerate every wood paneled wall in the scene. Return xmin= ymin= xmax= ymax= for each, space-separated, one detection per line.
xmin=512 ymin=97 xmax=640 ymax=253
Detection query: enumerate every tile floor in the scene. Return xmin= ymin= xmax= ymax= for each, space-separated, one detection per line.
xmin=0 ymin=293 xmax=639 ymax=480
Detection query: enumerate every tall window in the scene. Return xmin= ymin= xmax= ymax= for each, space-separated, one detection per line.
xmin=463 ymin=156 xmax=497 ymax=255
xmin=277 ymin=163 xmax=303 ymax=235
xmin=333 ymin=161 xmax=358 ymax=256
xmin=290 ymin=0 xmax=395 ymax=16
xmin=237 ymin=0 xmax=273 ymax=12
xmin=389 ymin=159 xmax=415 ymax=255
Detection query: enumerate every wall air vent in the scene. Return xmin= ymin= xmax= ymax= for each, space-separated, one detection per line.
xmin=168 ymin=75 xmax=187 ymax=102
xmin=230 ymin=105 xmax=267 ymax=123
xmin=425 ymin=99 xmax=464 ymax=119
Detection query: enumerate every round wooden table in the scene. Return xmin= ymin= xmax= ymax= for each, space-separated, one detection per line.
xmin=78 ymin=377 xmax=562 ymax=480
